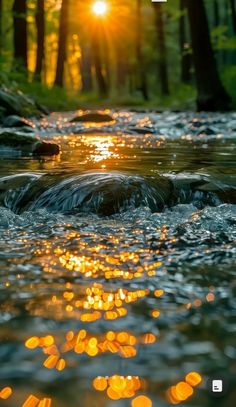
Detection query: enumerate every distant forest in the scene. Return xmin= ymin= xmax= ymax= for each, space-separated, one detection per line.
xmin=0 ymin=0 xmax=236 ymax=110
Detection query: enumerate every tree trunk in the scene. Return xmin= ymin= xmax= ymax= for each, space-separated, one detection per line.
xmin=12 ymin=0 xmax=28 ymax=68
xmin=136 ymin=0 xmax=148 ymax=100
xmin=186 ymin=0 xmax=231 ymax=111
xmin=116 ymin=45 xmax=127 ymax=89
xmin=153 ymin=3 xmax=169 ymax=96
xmin=229 ymin=0 xmax=236 ymax=33
xmin=213 ymin=0 xmax=220 ymax=26
xmin=55 ymin=0 xmax=69 ymax=87
xmin=92 ymin=31 xmax=108 ymax=97
xmin=35 ymin=0 xmax=45 ymax=79
xmin=179 ymin=0 xmax=191 ymax=83
xmin=0 ymin=0 xmax=2 ymax=55
xmin=80 ymin=44 xmax=92 ymax=92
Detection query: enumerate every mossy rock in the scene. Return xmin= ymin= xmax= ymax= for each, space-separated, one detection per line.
xmin=3 ymin=115 xmax=35 ymax=129
xmin=70 ymin=112 xmax=114 ymax=123
xmin=0 ymin=131 xmax=60 ymax=157
xmin=0 ymin=87 xmax=45 ymax=119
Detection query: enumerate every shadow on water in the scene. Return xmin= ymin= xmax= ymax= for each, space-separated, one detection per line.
xmin=0 ymin=111 xmax=236 ymax=406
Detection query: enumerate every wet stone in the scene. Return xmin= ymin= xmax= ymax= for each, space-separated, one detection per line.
xmin=3 ymin=115 xmax=35 ymax=129
xmin=0 ymin=131 xmax=60 ymax=157
xmin=70 ymin=112 xmax=114 ymax=123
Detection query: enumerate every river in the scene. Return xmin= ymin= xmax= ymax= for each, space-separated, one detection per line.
xmin=0 ymin=110 xmax=235 ymax=407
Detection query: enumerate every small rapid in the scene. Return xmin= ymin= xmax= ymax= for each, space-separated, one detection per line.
xmin=0 ymin=170 xmax=234 ymax=216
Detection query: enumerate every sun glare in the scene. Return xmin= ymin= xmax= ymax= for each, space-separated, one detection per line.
xmin=92 ymin=1 xmax=108 ymax=16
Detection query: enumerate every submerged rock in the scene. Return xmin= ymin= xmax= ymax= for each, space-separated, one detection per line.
xmin=0 ymin=171 xmax=234 ymax=216
xmin=0 ymin=131 xmax=60 ymax=157
xmin=70 ymin=112 xmax=114 ymax=123
xmin=0 ymin=171 xmax=172 ymax=215
xmin=3 ymin=115 xmax=35 ymax=129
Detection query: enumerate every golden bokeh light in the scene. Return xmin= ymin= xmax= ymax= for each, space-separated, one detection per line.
xmin=0 ymin=387 xmax=12 ymax=400
xmin=93 ymin=375 xmax=142 ymax=400
xmin=131 ymin=395 xmax=152 ymax=407
xmin=166 ymin=371 xmax=202 ymax=404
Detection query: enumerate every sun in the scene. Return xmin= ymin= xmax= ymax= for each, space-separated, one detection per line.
xmin=92 ymin=1 xmax=108 ymax=16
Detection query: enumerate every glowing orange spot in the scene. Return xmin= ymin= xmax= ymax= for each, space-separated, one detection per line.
xmin=206 ymin=293 xmax=215 ymax=302
xmin=77 ymin=329 xmax=87 ymax=340
xmin=106 ymin=331 xmax=115 ymax=341
xmin=25 ymin=337 xmax=40 ymax=350
xmin=22 ymin=395 xmax=40 ymax=407
xmin=107 ymin=341 xmax=119 ymax=353
xmin=166 ymin=387 xmax=180 ymax=404
xmin=109 ymin=375 xmax=126 ymax=392
xmin=132 ymin=376 xmax=141 ymax=391
xmin=89 ymin=337 xmax=98 ymax=347
xmin=151 ymin=310 xmax=160 ymax=318
xmin=193 ymin=299 xmax=202 ymax=307
xmin=120 ymin=345 xmax=137 ymax=358
xmin=131 ymin=395 xmax=152 ymax=407
xmin=107 ymin=386 xmax=121 ymax=400
xmin=93 ymin=376 xmax=108 ymax=391
xmin=56 ymin=358 xmax=66 ymax=371
xmin=175 ymin=381 xmax=193 ymax=401
xmin=43 ymin=336 xmax=54 ymax=347
xmin=43 ymin=354 xmax=59 ymax=369
xmin=185 ymin=372 xmax=202 ymax=387
xmin=0 ymin=387 xmax=12 ymax=400
xmin=66 ymin=331 xmax=74 ymax=341
xmin=128 ymin=335 xmax=137 ymax=346
xmin=117 ymin=332 xmax=129 ymax=343
xmin=142 ymin=333 xmax=156 ymax=344
xmin=86 ymin=346 xmax=98 ymax=356
xmin=38 ymin=399 xmax=52 ymax=407
xmin=154 ymin=289 xmax=164 ymax=297
xmin=74 ymin=342 xmax=85 ymax=353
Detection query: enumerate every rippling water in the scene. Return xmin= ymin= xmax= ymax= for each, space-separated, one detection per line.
xmin=0 ymin=111 xmax=236 ymax=407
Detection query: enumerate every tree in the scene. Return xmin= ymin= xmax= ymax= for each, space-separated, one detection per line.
xmin=80 ymin=44 xmax=93 ymax=92
xmin=0 ymin=0 xmax=2 ymax=57
xmin=35 ymin=0 xmax=45 ymax=79
xmin=179 ymin=0 xmax=191 ymax=83
xmin=116 ymin=43 xmax=127 ymax=90
xmin=213 ymin=0 xmax=220 ymax=27
xmin=12 ymin=0 xmax=28 ymax=68
xmin=136 ymin=0 xmax=148 ymax=100
xmin=186 ymin=0 xmax=231 ymax=111
xmin=92 ymin=28 xmax=108 ymax=96
xmin=229 ymin=0 xmax=236 ymax=33
xmin=153 ymin=3 xmax=169 ymax=96
xmin=55 ymin=0 xmax=69 ymax=87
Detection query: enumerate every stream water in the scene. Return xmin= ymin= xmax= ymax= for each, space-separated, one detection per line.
xmin=0 ymin=110 xmax=235 ymax=407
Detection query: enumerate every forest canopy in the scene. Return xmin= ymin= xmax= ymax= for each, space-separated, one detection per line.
xmin=0 ymin=0 xmax=236 ymax=111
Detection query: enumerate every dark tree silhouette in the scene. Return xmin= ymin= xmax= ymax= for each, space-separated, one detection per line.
xmin=136 ymin=0 xmax=148 ymax=100
xmin=229 ymin=0 xmax=236 ymax=33
xmin=186 ymin=0 xmax=231 ymax=111
xmin=55 ymin=0 xmax=69 ymax=87
xmin=153 ymin=3 xmax=169 ymax=96
xmin=35 ymin=0 xmax=45 ymax=78
xmin=80 ymin=44 xmax=92 ymax=92
xmin=213 ymin=0 xmax=220 ymax=26
xmin=179 ymin=0 xmax=191 ymax=83
xmin=92 ymin=28 xmax=108 ymax=97
xmin=116 ymin=44 xmax=127 ymax=89
xmin=12 ymin=0 xmax=27 ymax=68
xmin=0 ymin=0 xmax=2 ymax=55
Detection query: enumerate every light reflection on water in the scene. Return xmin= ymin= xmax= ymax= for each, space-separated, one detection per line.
xmin=0 ymin=111 xmax=236 ymax=406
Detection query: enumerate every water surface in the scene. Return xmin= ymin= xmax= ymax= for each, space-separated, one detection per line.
xmin=0 ymin=110 xmax=236 ymax=406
